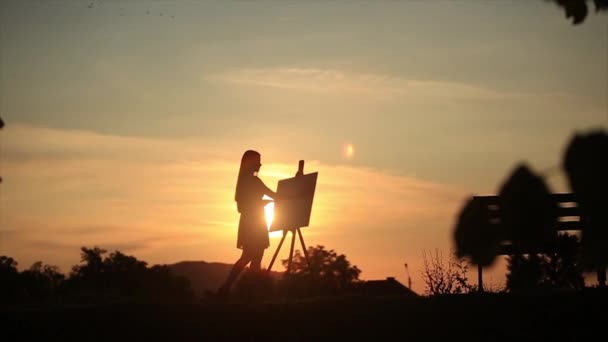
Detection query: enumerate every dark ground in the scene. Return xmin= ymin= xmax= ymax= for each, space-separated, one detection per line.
xmin=2 ymin=288 xmax=606 ymax=341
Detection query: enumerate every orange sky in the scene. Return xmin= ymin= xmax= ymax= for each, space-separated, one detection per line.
xmin=0 ymin=124 xmax=563 ymax=292
xmin=1 ymin=1 xmax=606 ymax=294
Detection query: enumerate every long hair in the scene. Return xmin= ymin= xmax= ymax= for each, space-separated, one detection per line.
xmin=235 ymin=150 xmax=261 ymax=212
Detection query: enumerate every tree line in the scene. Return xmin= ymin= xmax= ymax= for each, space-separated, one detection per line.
xmin=0 ymin=247 xmax=194 ymax=305
xmin=0 ymin=245 xmax=363 ymax=305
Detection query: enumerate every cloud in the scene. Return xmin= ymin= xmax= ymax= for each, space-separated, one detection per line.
xmin=211 ymin=67 xmax=516 ymax=100
xmin=0 ymin=229 xmax=20 ymax=239
xmin=1 ymin=124 xmax=239 ymax=163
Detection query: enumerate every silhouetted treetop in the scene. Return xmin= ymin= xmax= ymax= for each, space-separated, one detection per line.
xmin=547 ymin=0 xmax=608 ymax=24
xmin=70 ymin=246 xmax=107 ymax=279
xmin=281 ymin=245 xmax=361 ymax=294
xmin=0 ymin=257 xmax=65 ymax=303
xmin=0 ymin=255 xmax=18 ymax=273
xmin=498 ymin=164 xmax=558 ymax=252
xmin=453 ymin=197 xmax=502 ymax=267
xmin=20 ymin=261 xmax=65 ymax=301
xmin=454 ymin=164 xmax=558 ymax=267
xmin=64 ymin=246 xmax=194 ymax=302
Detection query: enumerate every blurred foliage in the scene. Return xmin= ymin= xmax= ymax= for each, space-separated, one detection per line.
xmin=563 ymin=131 xmax=608 ymax=271
xmin=454 ymin=130 xmax=606 ymax=290
xmin=453 ymin=197 xmax=502 ymax=267
xmin=547 ymin=0 xmax=608 ymax=25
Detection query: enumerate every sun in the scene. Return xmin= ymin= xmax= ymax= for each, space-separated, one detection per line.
xmin=264 ymin=199 xmax=274 ymax=231
xmin=344 ymin=143 xmax=355 ymax=159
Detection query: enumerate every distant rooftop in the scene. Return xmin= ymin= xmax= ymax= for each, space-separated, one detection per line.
xmin=361 ymin=277 xmax=418 ymax=296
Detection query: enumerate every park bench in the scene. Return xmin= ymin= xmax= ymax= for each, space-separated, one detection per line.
xmin=472 ymin=193 xmax=582 ymax=291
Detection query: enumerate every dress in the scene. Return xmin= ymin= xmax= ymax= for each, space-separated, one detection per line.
xmin=236 ymin=177 xmax=270 ymax=250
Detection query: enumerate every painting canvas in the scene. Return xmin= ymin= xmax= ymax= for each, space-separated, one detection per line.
xmin=270 ymin=172 xmax=318 ymax=231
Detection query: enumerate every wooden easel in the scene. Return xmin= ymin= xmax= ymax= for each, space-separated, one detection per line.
xmin=267 ymin=226 xmax=311 ymax=273
xmin=267 ymin=160 xmax=312 ymax=273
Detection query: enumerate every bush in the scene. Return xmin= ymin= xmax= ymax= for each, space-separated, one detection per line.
xmin=421 ymin=249 xmax=474 ymax=296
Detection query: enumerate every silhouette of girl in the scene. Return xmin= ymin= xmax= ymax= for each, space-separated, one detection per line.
xmin=219 ymin=150 xmax=278 ymax=295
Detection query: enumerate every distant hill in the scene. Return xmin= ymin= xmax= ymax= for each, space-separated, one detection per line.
xmin=167 ymin=261 xmax=283 ymax=296
xmin=167 ymin=261 xmax=418 ymax=298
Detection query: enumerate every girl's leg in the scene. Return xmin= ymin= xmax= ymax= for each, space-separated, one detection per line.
xmin=219 ymin=249 xmax=255 ymax=293
xmin=249 ymin=249 xmax=264 ymax=271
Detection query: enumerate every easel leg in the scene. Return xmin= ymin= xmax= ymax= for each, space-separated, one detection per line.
xmin=287 ymin=230 xmax=296 ymax=274
xmin=297 ymin=228 xmax=311 ymax=268
xmin=267 ymin=231 xmax=287 ymax=272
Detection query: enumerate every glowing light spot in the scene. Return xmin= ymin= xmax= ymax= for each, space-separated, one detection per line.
xmin=264 ymin=201 xmax=274 ymax=230
xmin=344 ymin=143 xmax=355 ymax=159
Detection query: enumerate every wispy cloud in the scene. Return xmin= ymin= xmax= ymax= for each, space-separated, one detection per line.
xmin=211 ymin=67 xmax=517 ymax=100
xmin=2 ymin=124 xmax=239 ymax=163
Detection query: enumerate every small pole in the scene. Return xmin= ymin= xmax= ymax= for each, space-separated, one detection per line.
xmin=478 ymin=264 xmax=484 ymax=292
xmin=404 ymin=263 xmax=411 ymax=289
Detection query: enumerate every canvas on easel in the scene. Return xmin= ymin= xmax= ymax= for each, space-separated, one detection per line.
xmin=270 ymin=172 xmax=318 ymax=232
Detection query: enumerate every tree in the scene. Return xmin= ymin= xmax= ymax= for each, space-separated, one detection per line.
xmin=20 ymin=262 xmax=65 ymax=301
xmin=421 ymin=249 xmax=475 ymax=296
xmin=65 ymin=246 xmax=193 ymax=302
xmin=70 ymin=246 xmax=107 ymax=280
xmin=506 ymin=253 xmax=546 ymax=292
xmin=453 ymin=197 xmax=503 ymax=267
xmin=0 ymin=255 xmax=18 ymax=273
xmin=545 ymin=234 xmax=585 ymax=289
xmin=144 ymin=264 xmax=194 ymax=302
xmin=67 ymin=246 xmax=108 ymax=294
xmin=281 ymin=245 xmax=361 ymax=295
xmin=506 ymin=233 xmax=584 ymax=292
xmin=0 ymin=256 xmax=21 ymax=303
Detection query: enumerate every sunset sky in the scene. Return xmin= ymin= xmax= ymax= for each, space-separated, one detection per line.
xmin=1 ymin=1 xmax=606 ymax=294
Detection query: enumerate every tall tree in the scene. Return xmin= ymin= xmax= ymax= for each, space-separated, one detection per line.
xmin=282 ymin=245 xmax=361 ymax=294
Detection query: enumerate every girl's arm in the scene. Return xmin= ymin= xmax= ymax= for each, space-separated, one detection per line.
xmin=257 ymin=178 xmax=278 ymax=199
xmin=258 ymin=177 xmax=304 ymax=201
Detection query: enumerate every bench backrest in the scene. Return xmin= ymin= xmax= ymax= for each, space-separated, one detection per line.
xmin=472 ymin=193 xmax=580 ymax=255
